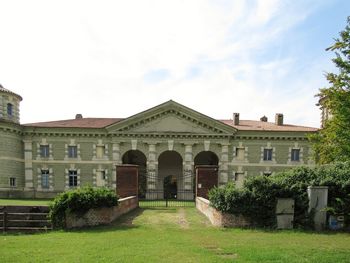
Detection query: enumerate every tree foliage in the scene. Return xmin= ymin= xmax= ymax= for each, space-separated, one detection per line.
xmin=310 ymin=17 xmax=350 ymax=164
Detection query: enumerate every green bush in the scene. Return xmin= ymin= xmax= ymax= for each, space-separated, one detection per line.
xmin=209 ymin=162 xmax=350 ymax=228
xmin=49 ymin=186 xmax=119 ymax=228
xmin=209 ymin=179 xmax=283 ymax=227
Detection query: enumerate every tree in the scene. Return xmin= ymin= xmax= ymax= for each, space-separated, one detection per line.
xmin=310 ymin=16 xmax=350 ymax=164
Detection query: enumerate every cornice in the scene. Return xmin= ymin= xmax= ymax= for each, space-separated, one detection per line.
xmin=113 ymin=132 xmax=233 ymax=140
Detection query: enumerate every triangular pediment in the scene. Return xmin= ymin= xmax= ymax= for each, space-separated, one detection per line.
xmin=106 ymin=100 xmax=237 ymax=135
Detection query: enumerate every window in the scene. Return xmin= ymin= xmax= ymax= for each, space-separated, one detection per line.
xmin=291 ymin=149 xmax=300 ymax=162
xmin=101 ymin=170 xmax=106 ymax=180
xmin=96 ymin=170 xmax=106 ymax=187
xmin=7 ymin=103 xmax=13 ymax=116
xmin=40 ymin=145 xmax=49 ymax=158
xmin=234 ymin=172 xmax=244 ymax=188
xmin=41 ymin=169 xmax=49 ymax=188
xmin=68 ymin=146 xmax=78 ymax=158
xmin=9 ymin=177 xmax=16 ymax=187
xmin=69 ymin=170 xmax=78 ymax=187
xmin=235 ymin=148 xmax=245 ymax=160
xmin=263 ymin=149 xmax=273 ymax=161
xmin=96 ymin=146 xmax=105 ymax=159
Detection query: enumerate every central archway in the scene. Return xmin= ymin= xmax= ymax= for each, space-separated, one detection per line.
xmin=158 ymin=151 xmax=183 ymax=199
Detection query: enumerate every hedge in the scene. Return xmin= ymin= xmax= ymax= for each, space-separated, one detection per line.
xmin=209 ymin=162 xmax=350 ymax=228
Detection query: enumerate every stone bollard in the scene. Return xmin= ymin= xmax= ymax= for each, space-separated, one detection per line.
xmin=307 ymin=186 xmax=328 ymax=231
xmin=276 ymin=198 xmax=294 ymax=229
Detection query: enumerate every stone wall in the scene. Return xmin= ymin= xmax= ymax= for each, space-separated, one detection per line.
xmin=196 ymin=197 xmax=250 ymax=227
xmin=65 ymin=196 xmax=138 ymax=229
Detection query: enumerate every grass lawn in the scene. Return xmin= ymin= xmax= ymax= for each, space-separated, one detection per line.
xmin=0 ymin=207 xmax=350 ymax=262
xmin=0 ymin=199 xmax=52 ymax=206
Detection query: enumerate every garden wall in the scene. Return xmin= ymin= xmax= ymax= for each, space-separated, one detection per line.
xmin=196 ymin=197 xmax=250 ymax=227
xmin=65 ymin=196 xmax=138 ymax=228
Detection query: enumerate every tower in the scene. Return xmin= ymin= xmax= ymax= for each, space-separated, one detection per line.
xmin=0 ymin=84 xmax=22 ymax=123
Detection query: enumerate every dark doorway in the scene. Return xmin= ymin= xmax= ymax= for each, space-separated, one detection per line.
xmin=163 ymin=175 xmax=177 ymax=199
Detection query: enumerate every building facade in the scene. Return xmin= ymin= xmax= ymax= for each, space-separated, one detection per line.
xmin=0 ymin=85 xmax=318 ymax=198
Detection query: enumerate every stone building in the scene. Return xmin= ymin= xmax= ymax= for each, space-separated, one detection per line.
xmin=0 ymin=85 xmax=318 ymax=198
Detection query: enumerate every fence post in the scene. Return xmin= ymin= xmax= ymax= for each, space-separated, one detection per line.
xmin=3 ymin=212 xmax=7 ymax=233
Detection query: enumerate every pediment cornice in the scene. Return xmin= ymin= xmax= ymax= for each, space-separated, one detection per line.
xmin=106 ymin=100 xmax=237 ymax=135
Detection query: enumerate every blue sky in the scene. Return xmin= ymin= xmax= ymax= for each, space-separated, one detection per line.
xmin=0 ymin=0 xmax=349 ymax=127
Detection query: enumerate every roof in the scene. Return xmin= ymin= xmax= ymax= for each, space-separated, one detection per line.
xmin=24 ymin=117 xmax=318 ymax=131
xmin=23 ymin=118 xmax=123 ymax=128
xmin=0 ymin=84 xmax=23 ymax=101
xmin=220 ymin=119 xmax=318 ymax=132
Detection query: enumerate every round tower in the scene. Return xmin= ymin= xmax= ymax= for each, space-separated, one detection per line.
xmin=0 ymin=84 xmax=22 ymax=123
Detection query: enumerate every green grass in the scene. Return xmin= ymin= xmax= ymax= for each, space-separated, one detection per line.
xmin=0 ymin=207 xmax=350 ymax=262
xmin=0 ymin=199 xmax=52 ymax=206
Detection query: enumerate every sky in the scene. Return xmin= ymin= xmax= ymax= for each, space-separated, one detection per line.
xmin=0 ymin=0 xmax=349 ymax=127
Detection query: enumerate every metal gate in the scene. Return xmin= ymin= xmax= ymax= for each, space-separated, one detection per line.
xmin=138 ymin=168 xmax=195 ymax=207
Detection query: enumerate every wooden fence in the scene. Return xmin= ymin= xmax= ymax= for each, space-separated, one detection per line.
xmin=0 ymin=206 xmax=52 ymax=233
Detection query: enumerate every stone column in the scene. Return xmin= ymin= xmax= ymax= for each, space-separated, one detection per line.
xmin=112 ymin=143 xmax=122 ymax=189
xmin=182 ymin=144 xmax=194 ymax=200
xmin=146 ymin=143 xmax=158 ymax=199
xmin=219 ymin=144 xmax=229 ymax=186
xmin=23 ymin=140 xmax=34 ymax=193
xmin=307 ymin=186 xmax=328 ymax=231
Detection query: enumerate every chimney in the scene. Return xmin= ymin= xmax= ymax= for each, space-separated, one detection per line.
xmin=275 ymin=113 xmax=283 ymax=125
xmin=233 ymin=113 xmax=239 ymax=125
xmin=75 ymin=114 xmax=83 ymax=119
xmin=260 ymin=115 xmax=268 ymax=122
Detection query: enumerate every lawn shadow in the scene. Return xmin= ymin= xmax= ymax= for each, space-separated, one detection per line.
xmin=62 ymin=208 xmax=145 ymax=234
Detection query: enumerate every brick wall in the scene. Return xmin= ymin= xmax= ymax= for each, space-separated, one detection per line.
xmin=196 ymin=197 xmax=250 ymax=227
xmin=65 ymin=196 xmax=138 ymax=229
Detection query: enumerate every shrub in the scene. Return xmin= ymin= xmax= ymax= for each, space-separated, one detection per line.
xmin=209 ymin=179 xmax=282 ymax=227
xmin=209 ymin=162 xmax=350 ymax=228
xmin=49 ymin=186 xmax=118 ymax=228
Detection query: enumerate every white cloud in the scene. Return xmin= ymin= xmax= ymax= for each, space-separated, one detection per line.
xmin=0 ymin=0 xmax=337 ymax=128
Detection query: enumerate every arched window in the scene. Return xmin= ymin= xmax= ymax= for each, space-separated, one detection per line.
xmin=7 ymin=103 xmax=13 ymax=117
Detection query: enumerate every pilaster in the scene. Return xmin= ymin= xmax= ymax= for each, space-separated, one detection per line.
xmin=181 ymin=144 xmax=194 ymax=200
xmin=112 ymin=143 xmax=122 ymax=188
xmin=146 ymin=143 xmax=157 ymax=198
xmin=219 ymin=144 xmax=229 ymax=185
xmin=23 ymin=139 xmax=34 ymax=189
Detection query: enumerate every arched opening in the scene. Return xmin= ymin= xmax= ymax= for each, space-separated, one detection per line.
xmin=194 ymin=151 xmax=219 ymax=166
xmin=158 ymin=151 xmax=183 ymax=199
xmin=122 ymin=150 xmax=147 ymax=198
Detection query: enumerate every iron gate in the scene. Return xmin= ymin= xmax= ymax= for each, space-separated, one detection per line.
xmin=138 ymin=168 xmax=195 ymax=207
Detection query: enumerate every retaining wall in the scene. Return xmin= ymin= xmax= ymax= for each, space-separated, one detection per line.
xmin=65 ymin=196 xmax=138 ymax=229
xmin=196 ymin=197 xmax=250 ymax=227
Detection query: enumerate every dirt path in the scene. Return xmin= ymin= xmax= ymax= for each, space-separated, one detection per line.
xmin=177 ymin=208 xmax=189 ymax=229
xmin=116 ymin=207 xmax=209 ymax=229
